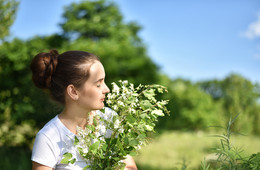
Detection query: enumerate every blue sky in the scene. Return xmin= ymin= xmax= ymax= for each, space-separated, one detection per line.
xmin=10 ymin=0 xmax=260 ymax=83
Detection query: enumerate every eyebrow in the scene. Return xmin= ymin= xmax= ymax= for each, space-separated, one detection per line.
xmin=94 ymin=78 xmax=104 ymax=83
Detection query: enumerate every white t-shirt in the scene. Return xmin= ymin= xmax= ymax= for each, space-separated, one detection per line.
xmin=31 ymin=107 xmax=116 ymax=169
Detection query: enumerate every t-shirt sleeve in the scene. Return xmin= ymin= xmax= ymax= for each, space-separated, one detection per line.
xmin=31 ymin=132 xmax=57 ymax=168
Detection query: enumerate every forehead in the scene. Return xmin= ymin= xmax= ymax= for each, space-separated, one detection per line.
xmin=87 ymin=61 xmax=105 ymax=81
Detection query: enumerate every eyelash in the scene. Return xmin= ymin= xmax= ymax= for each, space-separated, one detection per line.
xmin=97 ymin=79 xmax=104 ymax=88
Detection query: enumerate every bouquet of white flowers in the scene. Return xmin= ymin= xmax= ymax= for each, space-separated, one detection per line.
xmin=61 ymin=80 xmax=170 ymax=169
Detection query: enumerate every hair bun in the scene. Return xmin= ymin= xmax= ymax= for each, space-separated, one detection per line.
xmin=30 ymin=49 xmax=59 ymax=89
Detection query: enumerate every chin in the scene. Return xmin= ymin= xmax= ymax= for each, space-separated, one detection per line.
xmin=92 ymin=103 xmax=104 ymax=110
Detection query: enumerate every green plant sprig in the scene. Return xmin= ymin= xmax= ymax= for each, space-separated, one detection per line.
xmin=61 ymin=80 xmax=170 ymax=169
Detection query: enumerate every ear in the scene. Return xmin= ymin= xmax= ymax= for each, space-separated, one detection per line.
xmin=66 ymin=84 xmax=79 ymax=101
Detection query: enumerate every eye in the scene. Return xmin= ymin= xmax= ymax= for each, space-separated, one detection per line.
xmin=97 ymin=84 xmax=101 ymax=87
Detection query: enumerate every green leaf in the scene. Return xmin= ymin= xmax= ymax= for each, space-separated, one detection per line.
xmin=83 ymin=165 xmax=91 ymax=170
xmin=74 ymin=136 xmax=79 ymax=145
xmin=61 ymin=152 xmax=73 ymax=164
xmin=86 ymin=125 xmax=95 ymax=132
xmin=144 ymin=125 xmax=153 ymax=131
xmin=129 ymin=151 xmax=137 ymax=156
xmin=93 ymin=118 xmax=98 ymax=126
xmin=126 ymin=96 xmax=136 ymax=104
xmin=89 ymin=141 xmax=100 ymax=153
xmin=126 ymin=114 xmax=136 ymax=124
xmin=138 ymin=133 xmax=146 ymax=139
xmin=140 ymin=114 xmax=149 ymax=119
xmin=129 ymin=139 xmax=139 ymax=146
xmin=70 ymin=158 xmax=76 ymax=164
xmin=112 ymin=157 xmax=120 ymax=161
xmin=102 ymin=143 xmax=108 ymax=151
xmin=100 ymin=107 xmax=105 ymax=113
xmin=151 ymin=109 xmax=164 ymax=116
xmin=143 ymin=89 xmax=155 ymax=98
xmin=124 ymin=137 xmax=129 ymax=145
xmin=113 ymin=115 xmax=118 ymax=123
xmin=157 ymin=87 xmax=164 ymax=93
xmin=140 ymin=100 xmax=153 ymax=110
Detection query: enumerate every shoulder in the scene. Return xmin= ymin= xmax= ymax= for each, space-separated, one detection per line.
xmin=32 ymin=116 xmax=61 ymax=168
xmin=37 ymin=115 xmax=60 ymax=138
xmin=34 ymin=115 xmax=62 ymax=149
xmin=32 ymin=115 xmax=73 ymax=168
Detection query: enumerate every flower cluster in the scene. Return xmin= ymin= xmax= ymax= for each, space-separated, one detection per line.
xmin=61 ymin=80 xmax=170 ymax=169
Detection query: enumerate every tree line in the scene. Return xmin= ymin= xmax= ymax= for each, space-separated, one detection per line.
xmin=0 ymin=0 xmax=259 ymax=148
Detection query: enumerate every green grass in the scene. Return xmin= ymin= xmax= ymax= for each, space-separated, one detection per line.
xmin=1 ymin=131 xmax=260 ymax=170
xmin=134 ymin=131 xmax=260 ymax=170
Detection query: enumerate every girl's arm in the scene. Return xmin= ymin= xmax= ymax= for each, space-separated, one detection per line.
xmin=32 ymin=161 xmax=54 ymax=170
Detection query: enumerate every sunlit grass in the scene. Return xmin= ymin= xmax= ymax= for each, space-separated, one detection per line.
xmin=2 ymin=131 xmax=260 ymax=170
xmin=134 ymin=131 xmax=260 ymax=170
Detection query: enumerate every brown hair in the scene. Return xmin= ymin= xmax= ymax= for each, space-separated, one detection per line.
xmin=30 ymin=50 xmax=100 ymax=104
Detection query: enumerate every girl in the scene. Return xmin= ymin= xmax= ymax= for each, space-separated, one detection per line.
xmin=30 ymin=50 xmax=137 ymax=170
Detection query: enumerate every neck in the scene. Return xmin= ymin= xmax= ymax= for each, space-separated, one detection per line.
xmin=58 ymin=106 xmax=94 ymax=134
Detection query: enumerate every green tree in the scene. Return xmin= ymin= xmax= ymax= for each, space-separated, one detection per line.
xmin=0 ymin=0 xmax=161 ymax=147
xmin=198 ymin=74 xmax=260 ymax=134
xmin=221 ymin=74 xmax=260 ymax=134
xmin=0 ymin=37 xmax=63 ymax=147
xmin=59 ymin=0 xmax=160 ymax=85
xmin=0 ymin=0 xmax=19 ymax=40
xmin=158 ymin=78 xmax=224 ymax=130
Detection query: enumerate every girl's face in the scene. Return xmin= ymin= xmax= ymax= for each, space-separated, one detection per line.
xmin=77 ymin=61 xmax=110 ymax=111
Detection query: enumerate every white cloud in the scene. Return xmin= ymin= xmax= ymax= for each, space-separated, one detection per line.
xmin=243 ymin=13 xmax=260 ymax=39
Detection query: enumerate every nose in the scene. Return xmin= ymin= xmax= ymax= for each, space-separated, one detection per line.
xmin=103 ymin=83 xmax=110 ymax=94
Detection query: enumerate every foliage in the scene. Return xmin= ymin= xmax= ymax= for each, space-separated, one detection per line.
xmin=240 ymin=152 xmax=260 ymax=170
xmin=0 ymin=0 xmax=19 ymax=40
xmin=61 ymin=80 xmax=169 ymax=169
xmin=0 ymin=0 xmax=260 ymax=151
xmin=0 ymin=37 xmax=65 ymax=147
xmin=207 ymin=114 xmax=245 ymax=169
xmin=2 ymin=131 xmax=260 ymax=170
xmin=0 ymin=0 xmax=160 ymax=147
xmin=198 ymin=74 xmax=260 ymax=134
xmin=202 ymin=114 xmax=260 ymax=170
xmin=0 ymin=146 xmax=31 ymax=169
xmin=59 ymin=0 xmax=160 ymax=85
xmin=158 ymin=78 xmax=224 ymax=130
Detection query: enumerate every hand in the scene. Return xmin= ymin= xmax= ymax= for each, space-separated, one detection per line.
xmin=123 ymin=155 xmax=138 ymax=170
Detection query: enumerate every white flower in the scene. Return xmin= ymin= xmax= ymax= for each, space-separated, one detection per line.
xmin=122 ymin=80 xmax=128 ymax=85
xmin=129 ymin=83 xmax=134 ymax=90
xmin=117 ymin=101 xmax=125 ymax=107
xmin=99 ymin=136 xmax=105 ymax=142
xmin=114 ymin=119 xmax=120 ymax=129
xmin=82 ymin=146 xmax=89 ymax=154
xmin=77 ymin=126 xmax=91 ymax=137
xmin=112 ymin=83 xmax=120 ymax=95
xmin=98 ymin=124 xmax=107 ymax=135
xmin=113 ymin=105 xmax=118 ymax=110
xmin=130 ymin=108 xmax=136 ymax=114
xmin=95 ymin=131 xmax=101 ymax=138
xmin=92 ymin=138 xmax=98 ymax=144
xmin=118 ymin=127 xmax=124 ymax=133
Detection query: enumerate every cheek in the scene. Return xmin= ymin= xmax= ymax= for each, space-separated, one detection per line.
xmin=80 ymin=88 xmax=103 ymax=109
xmin=82 ymin=88 xmax=99 ymax=100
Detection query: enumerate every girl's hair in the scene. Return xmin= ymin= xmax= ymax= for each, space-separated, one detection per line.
xmin=30 ymin=49 xmax=100 ymax=104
